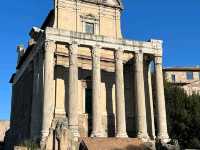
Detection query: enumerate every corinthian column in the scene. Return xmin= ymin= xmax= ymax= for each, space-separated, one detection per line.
xmin=135 ymin=52 xmax=149 ymax=140
xmin=144 ymin=60 xmax=156 ymax=140
xmin=91 ymin=45 xmax=104 ymax=137
xmin=154 ymin=56 xmax=169 ymax=142
xmin=41 ymin=40 xmax=56 ymax=145
xmin=68 ymin=42 xmax=79 ymax=138
xmin=115 ymin=48 xmax=128 ymax=137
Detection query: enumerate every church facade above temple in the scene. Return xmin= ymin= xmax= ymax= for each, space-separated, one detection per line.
xmin=47 ymin=0 xmax=124 ymax=38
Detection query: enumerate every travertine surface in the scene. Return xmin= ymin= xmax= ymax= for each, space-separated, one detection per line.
xmin=0 ymin=121 xmax=9 ymax=142
xmin=164 ymin=71 xmax=200 ymax=83
xmin=79 ymin=138 xmax=148 ymax=150
xmin=55 ymin=0 xmax=122 ymax=38
xmin=7 ymin=0 xmax=170 ymax=148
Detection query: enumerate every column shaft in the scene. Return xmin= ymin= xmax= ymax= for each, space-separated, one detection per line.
xmin=154 ymin=56 xmax=169 ymax=142
xmin=91 ymin=45 xmax=104 ymax=137
xmin=135 ymin=52 xmax=149 ymax=140
xmin=115 ymin=49 xmax=128 ymax=137
xmin=41 ymin=40 xmax=56 ymax=144
xmin=144 ymin=61 xmax=156 ymax=139
xmin=68 ymin=42 xmax=79 ymax=138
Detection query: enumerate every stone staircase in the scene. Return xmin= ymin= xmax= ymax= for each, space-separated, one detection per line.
xmin=79 ymin=138 xmax=154 ymax=150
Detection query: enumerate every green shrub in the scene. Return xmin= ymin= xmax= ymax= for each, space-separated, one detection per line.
xmin=164 ymin=82 xmax=200 ymax=149
xmin=20 ymin=140 xmax=39 ymax=150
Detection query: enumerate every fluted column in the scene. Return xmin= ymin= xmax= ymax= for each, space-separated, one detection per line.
xmin=91 ymin=45 xmax=104 ymax=137
xmin=135 ymin=52 xmax=149 ymax=140
xmin=41 ymin=40 xmax=56 ymax=145
xmin=154 ymin=56 xmax=169 ymax=142
xmin=68 ymin=42 xmax=80 ymax=138
xmin=115 ymin=48 xmax=128 ymax=137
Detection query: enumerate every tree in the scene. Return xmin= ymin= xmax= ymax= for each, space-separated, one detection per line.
xmin=164 ymin=82 xmax=200 ymax=149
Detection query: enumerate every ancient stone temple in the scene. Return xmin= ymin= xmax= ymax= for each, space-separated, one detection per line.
xmin=6 ymin=0 xmax=170 ymax=149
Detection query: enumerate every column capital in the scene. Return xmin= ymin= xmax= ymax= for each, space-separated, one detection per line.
xmin=115 ymin=48 xmax=124 ymax=61
xmin=115 ymin=50 xmax=123 ymax=62
xmin=91 ymin=45 xmax=101 ymax=58
xmin=154 ymin=56 xmax=162 ymax=65
xmin=44 ymin=40 xmax=56 ymax=52
xmin=135 ymin=51 xmax=144 ymax=63
xmin=69 ymin=42 xmax=78 ymax=55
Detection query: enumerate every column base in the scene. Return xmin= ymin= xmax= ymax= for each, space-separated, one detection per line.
xmin=156 ymin=134 xmax=170 ymax=143
xmin=137 ymin=132 xmax=149 ymax=142
xmin=69 ymin=125 xmax=80 ymax=141
xmin=116 ymin=132 xmax=128 ymax=138
xmin=40 ymin=131 xmax=49 ymax=150
xmin=91 ymin=131 xmax=106 ymax=138
xmin=40 ymin=130 xmax=49 ymax=142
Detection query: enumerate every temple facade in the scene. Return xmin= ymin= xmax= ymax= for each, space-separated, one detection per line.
xmin=6 ymin=0 xmax=170 ymax=149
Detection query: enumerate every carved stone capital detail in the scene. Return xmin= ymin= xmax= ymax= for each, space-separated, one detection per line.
xmin=115 ymin=47 xmax=124 ymax=61
xmin=91 ymin=45 xmax=101 ymax=58
xmin=135 ymin=52 xmax=143 ymax=63
xmin=45 ymin=40 xmax=56 ymax=52
xmin=154 ymin=56 xmax=162 ymax=65
xmin=69 ymin=42 xmax=78 ymax=56
xmin=69 ymin=42 xmax=78 ymax=66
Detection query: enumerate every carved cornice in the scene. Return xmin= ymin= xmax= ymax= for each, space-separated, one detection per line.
xmin=45 ymin=27 xmax=162 ymax=56
xmin=80 ymin=0 xmax=123 ymax=9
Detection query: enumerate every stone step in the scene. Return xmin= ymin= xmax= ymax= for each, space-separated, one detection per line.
xmin=79 ymin=138 xmax=152 ymax=150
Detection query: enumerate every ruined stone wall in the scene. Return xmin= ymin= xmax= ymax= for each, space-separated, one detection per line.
xmin=9 ymin=65 xmax=34 ymax=145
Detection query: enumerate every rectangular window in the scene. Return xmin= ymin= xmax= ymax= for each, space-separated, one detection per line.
xmin=199 ymin=72 xmax=200 ymax=80
xmin=186 ymin=72 xmax=194 ymax=80
xmin=171 ymin=74 xmax=176 ymax=82
xmin=85 ymin=22 xmax=94 ymax=34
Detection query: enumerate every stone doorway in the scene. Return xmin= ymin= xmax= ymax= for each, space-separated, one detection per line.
xmin=85 ymin=88 xmax=92 ymax=136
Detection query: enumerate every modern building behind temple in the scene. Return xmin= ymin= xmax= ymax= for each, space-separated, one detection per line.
xmin=164 ymin=67 xmax=200 ymax=95
xmin=5 ymin=0 xmax=170 ymax=149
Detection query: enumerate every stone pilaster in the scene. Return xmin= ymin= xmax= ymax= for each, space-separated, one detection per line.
xmin=135 ymin=52 xmax=149 ymax=140
xmin=154 ymin=56 xmax=169 ymax=142
xmin=91 ymin=45 xmax=104 ymax=137
xmin=68 ymin=42 xmax=80 ymax=138
xmin=115 ymin=48 xmax=128 ymax=137
xmin=41 ymin=40 xmax=56 ymax=146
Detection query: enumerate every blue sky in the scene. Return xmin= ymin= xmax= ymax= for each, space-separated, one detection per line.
xmin=0 ymin=0 xmax=200 ymax=120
